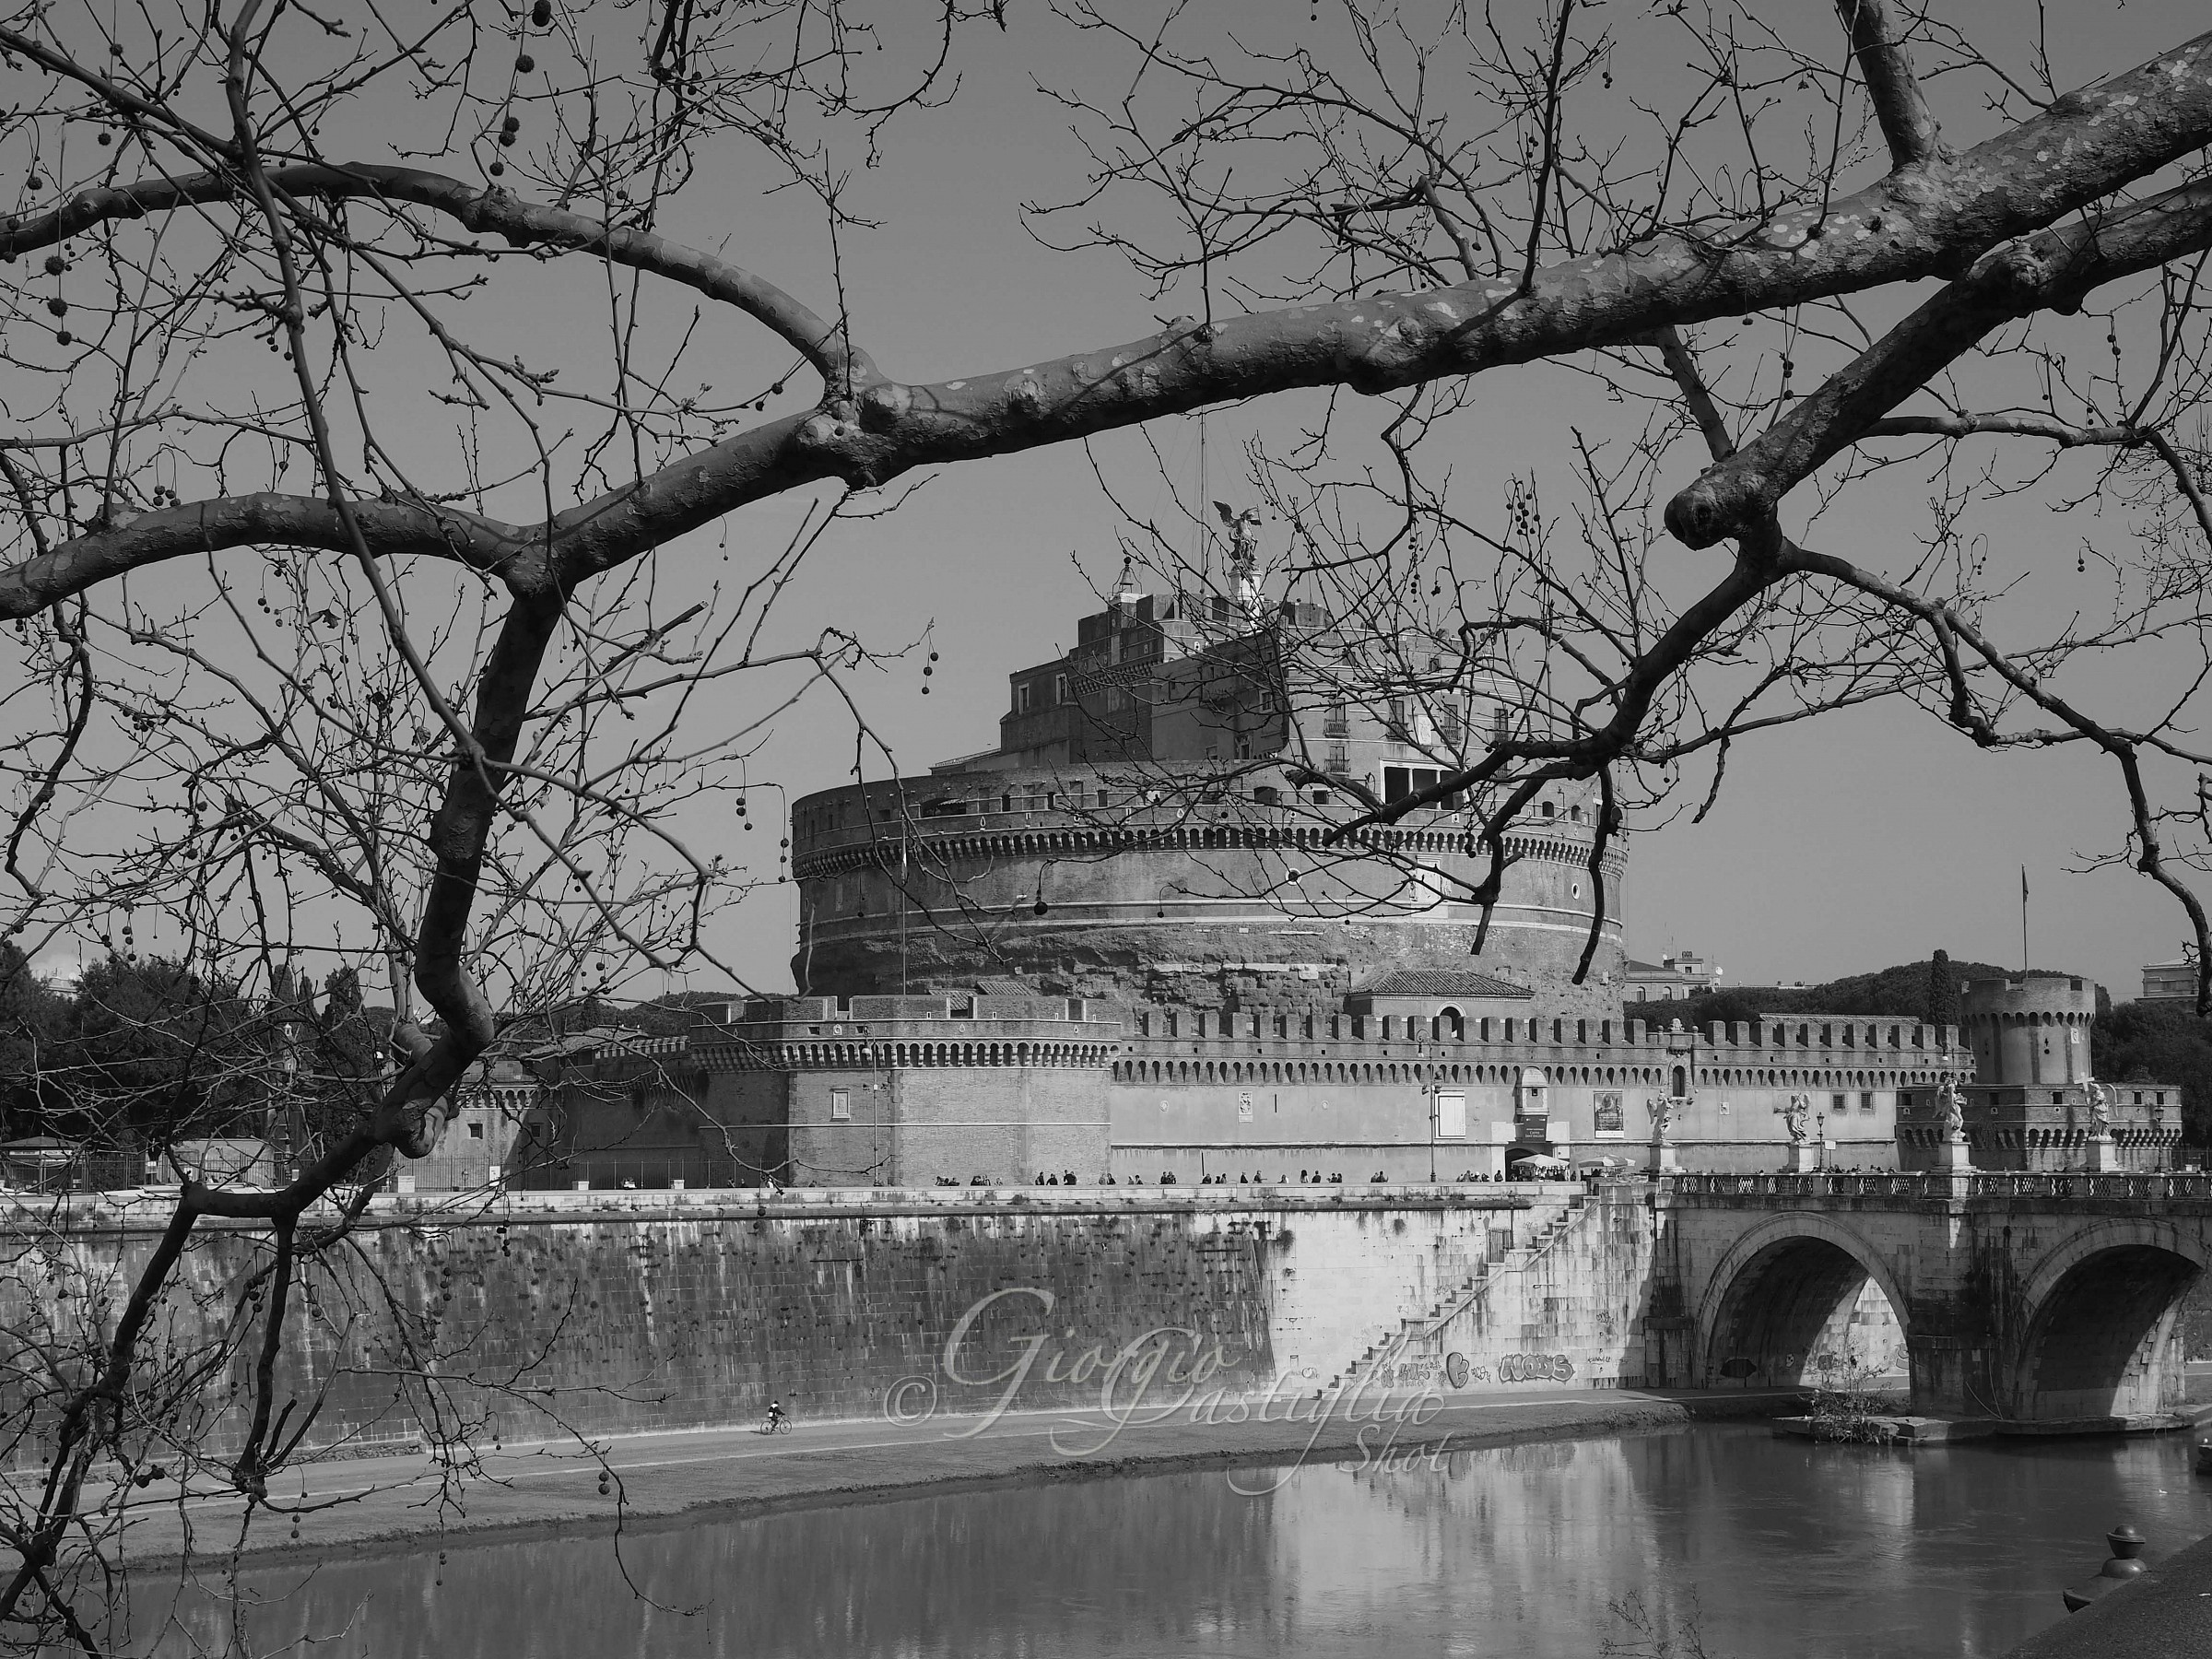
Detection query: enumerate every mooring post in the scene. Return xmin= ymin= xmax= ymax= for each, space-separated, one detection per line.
xmin=2062 ymin=1524 xmax=2149 ymax=1612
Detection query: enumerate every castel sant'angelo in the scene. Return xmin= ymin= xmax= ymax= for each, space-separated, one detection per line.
xmin=674 ymin=548 xmax=2180 ymax=1188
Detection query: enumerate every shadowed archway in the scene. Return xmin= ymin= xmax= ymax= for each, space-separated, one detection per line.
xmin=2012 ymin=1242 xmax=2203 ymax=1423
xmin=1697 ymin=1218 xmax=1911 ymax=1392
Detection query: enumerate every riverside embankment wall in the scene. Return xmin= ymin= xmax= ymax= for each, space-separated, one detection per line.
xmin=2 ymin=1184 xmax=1648 ymax=1465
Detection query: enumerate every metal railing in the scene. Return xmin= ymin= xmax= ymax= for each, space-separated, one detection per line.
xmin=1661 ymin=1170 xmax=2212 ymax=1203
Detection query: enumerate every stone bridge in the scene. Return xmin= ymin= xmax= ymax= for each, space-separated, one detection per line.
xmin=1651 ymin=1171 xmax=2212 ymax=1428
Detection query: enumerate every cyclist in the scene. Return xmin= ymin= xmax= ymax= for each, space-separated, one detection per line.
xmin=765 ymin=1398 xmax=787 ymax=1433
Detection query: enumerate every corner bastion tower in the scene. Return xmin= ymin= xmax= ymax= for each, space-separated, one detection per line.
xmin=679 ymin=564 xmax=2088 ymax=1189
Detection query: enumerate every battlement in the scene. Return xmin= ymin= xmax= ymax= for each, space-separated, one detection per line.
xmin=1959 ymin=975 xmax=2098 ymax=1018
xmin=701 ymin=996 xmax=1970 ymax=1069
xmin=1122 ymin=1004 xmax=1960 ymax=1058
xmin=788 ymin=767 xmax=1618 ymax=870
xmin=734 ymin=994 xmax=1112 ymax=1026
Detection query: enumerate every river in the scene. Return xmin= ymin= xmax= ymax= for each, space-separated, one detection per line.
xmin=124 ymin=1424 xmax=2212 ymax=1658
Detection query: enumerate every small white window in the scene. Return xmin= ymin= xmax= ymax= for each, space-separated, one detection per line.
xmin=830 ymin=1088 xmax=851 ymax=1121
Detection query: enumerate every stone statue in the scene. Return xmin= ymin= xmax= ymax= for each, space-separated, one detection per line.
xmin=1214 ymin=500 xmax=1263 ymax=564
xmin=1783 ymin=1094 xmax=1809 ymax=1145
xmin=1937 ymin=1077 xmax=1967 ymax=1143
xmin=1648 ymin=1094 xmax=1673 ymax=1139
xmin=1215 ymin=501 xmax=1265 ymax=611
xmin=2087 ymin=1079 xmax=2113 ymax=1135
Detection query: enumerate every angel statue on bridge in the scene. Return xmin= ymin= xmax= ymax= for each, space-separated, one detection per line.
xmin=1783 ymin=1094 xmax=1810 ymax=1145
xmin=1937 ymin=1077 xmax=1968 ymax=1143
xmin=2087 ymin=1079 xmax=2114 ymax=1136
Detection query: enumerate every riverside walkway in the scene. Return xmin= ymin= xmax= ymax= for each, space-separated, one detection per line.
xmin=106 ymin=1383 xmax=1799 ymax=1567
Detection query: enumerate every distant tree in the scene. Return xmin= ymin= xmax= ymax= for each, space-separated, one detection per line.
xmin=1925 ymin=951 xmax=1960 ymax=1032
xmin=2096 ymin=1001 xmax=2212 ymax=1145
xmin=288 ymin=966 xmax=392 ymax=1171
xmin=1645 ymin=955 xmax=2014 ymax=1025
xmin=51 ymin=954 xmax=263 ymax=1153
xmin=0 ymin=944 xmax=68 ymax=1134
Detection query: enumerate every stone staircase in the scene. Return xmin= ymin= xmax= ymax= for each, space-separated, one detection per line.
xmin=1326 ymin=1192 xmax=1600 ymax=1394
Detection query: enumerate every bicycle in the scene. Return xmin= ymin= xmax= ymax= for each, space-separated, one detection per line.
xmin=757 ymin=1410 xmax=792 ymax=1435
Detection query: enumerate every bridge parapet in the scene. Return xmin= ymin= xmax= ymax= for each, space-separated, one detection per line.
xmin=1660 ymin=1170 xmax=2212 ymax=1210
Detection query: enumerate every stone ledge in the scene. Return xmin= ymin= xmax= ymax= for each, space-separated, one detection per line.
xmin=2003 ymin=1527 xmax=2212 ymax=1658
xmin=0 ymin=1182 xmax=1557 ymax=1234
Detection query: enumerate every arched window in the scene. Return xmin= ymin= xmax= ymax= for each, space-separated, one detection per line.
xmin=1671 ymin=1064 xmax=1688 ymax=1099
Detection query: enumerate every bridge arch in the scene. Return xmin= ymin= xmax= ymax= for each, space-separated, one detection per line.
xmin=2009 ymin=1221 xmax=2207 ymax=1423
xmin=1694 ymin=1213 xmax=1912 ymax=1391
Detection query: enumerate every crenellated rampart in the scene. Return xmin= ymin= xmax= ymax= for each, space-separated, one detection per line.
xmin=685 ymin=996 xmax=1973 ymax=1186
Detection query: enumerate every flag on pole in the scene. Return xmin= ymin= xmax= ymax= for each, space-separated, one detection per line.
xmin=2021 ymin=865 xmax=2029 ymax=901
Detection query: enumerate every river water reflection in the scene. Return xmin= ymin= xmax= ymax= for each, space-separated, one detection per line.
xmin=132 ymin=1425 xmax=2212 ymax=1659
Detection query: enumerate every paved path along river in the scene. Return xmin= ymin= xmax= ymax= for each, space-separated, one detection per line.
xmin=107 ymin=1383 xmax=1801 ymax=1566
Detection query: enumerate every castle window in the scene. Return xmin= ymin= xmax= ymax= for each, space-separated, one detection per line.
xmin=1541 ymin=800 xmax=1557 ymax=818
xmin=1053 ymin=673 xmax=1069 ymax=704
xmin=468 ymin=1121 xmax=485 ymax=1139
xmin=1569 ymin=804 xmax=1583 ymax=822
xmin=830 ymin=1088 xmax=851 ymax=1121
xmin=1097 ymin=789 xmax=1112 ymax=807
xmin=1310 ymin=789 xmax=1333 ymax=806
xmin=1382 ymin=765 xmax=1461 ymax=808
xmin=1859 ymin=1091 xmax=1876 ymax=1113
xmin=1016 ymin=682 xmax=1032 ymax=714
